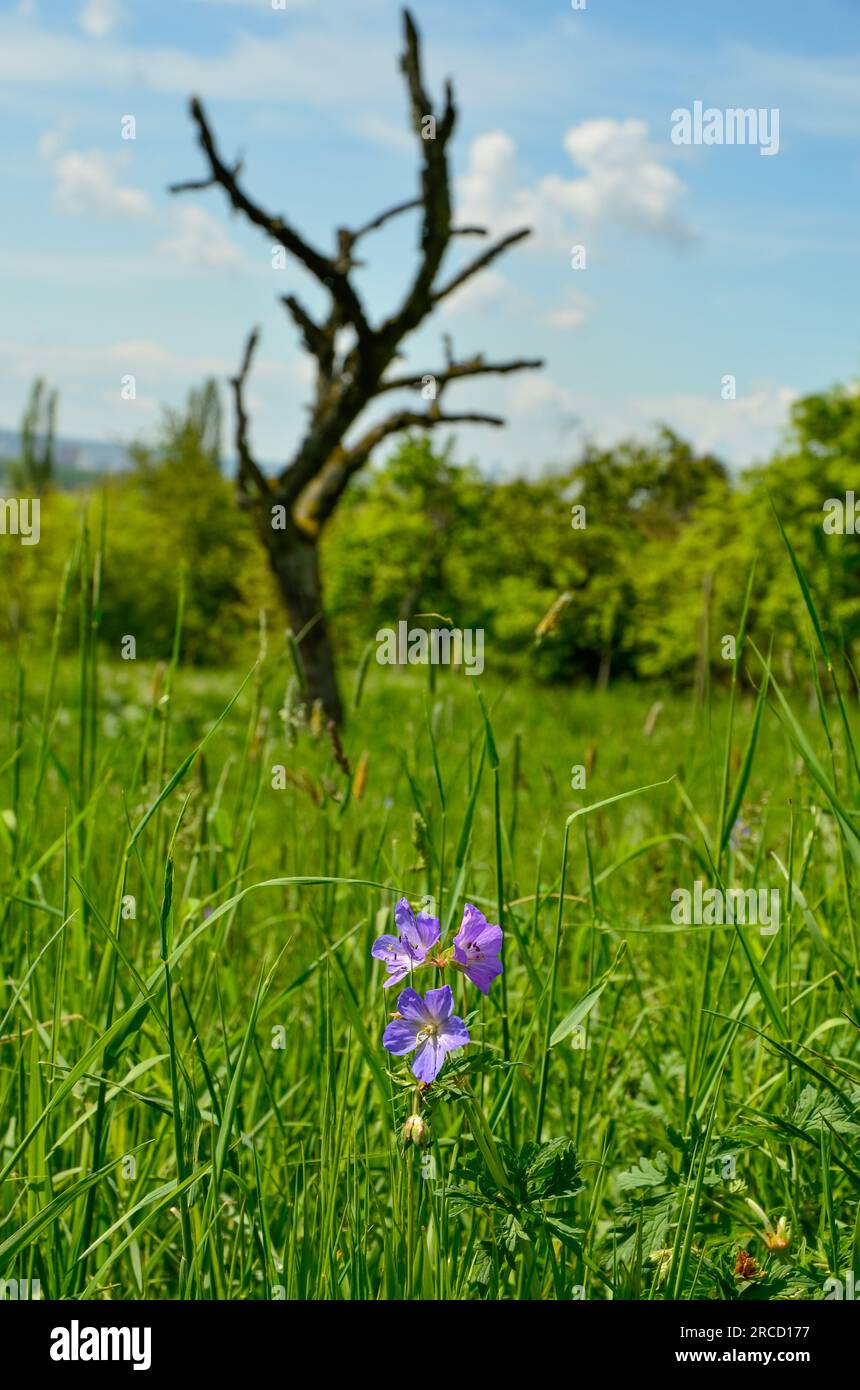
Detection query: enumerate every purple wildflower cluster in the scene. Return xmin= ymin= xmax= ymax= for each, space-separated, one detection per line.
xmin=373 ymin=897 xmax=503 ymax=1082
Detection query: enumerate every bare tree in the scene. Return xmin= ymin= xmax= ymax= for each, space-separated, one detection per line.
xmin=171 ymin=8 xmax=542 ymax=722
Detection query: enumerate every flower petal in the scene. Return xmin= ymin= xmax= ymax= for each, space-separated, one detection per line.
xmin=372 ymin=934 xmax=417 ymax=966
xmin=455 ymin=903 xmax=487 ymax=943
xmin=438 ymin=1013 xmax=470 ymax=1051
xmin=382 ymin=1017 xmax=420 ymax=1056
xmin=423 ymin=984 xmax=454 ymax=1023
xmin=396 ymin=987 xmax=432 ymax=1023
xmin=411 ymin=911 xmax=441 ymax=954
xmin=454 ymin=905 xmax=502 ymax=959
xmin=382 ymin=965 xmax=410 ymax=988
xmin=463 ymin=956 xmax=503 ymax=997
xmin=411 ymin=1035 xmax=444 ymax=1082
xmin=394 ymin=897 xmax=417 ymax=941
xmin=372 ymin=935 xmax=419 ymax=985
xmin=474 ymin=922 xmax=503 ymax=956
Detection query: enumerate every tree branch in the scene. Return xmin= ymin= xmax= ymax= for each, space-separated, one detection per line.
xmin=375 ymin=11 xmax=457 ymax=349
xmin=345 ymin=197 xmax=422 ymax=248
xmin=352 ymin=407 xmax=506 ymax=449
xmin=280 ymin=295 xmax=335 ymax=377
xmin=377 ymin=353 xmax=544 ymax=396
xmin=274 ymin=12 xmax=464 ymax=504
xmin=296 ymin=407 xmax=504 ymax=535
xmin=431 ymin=227 xmax=531 ymax=306
xmin=230 ymin=327 xmax=269 ymax=502
xmin=170 ymin=96 xmax=371 ymax=341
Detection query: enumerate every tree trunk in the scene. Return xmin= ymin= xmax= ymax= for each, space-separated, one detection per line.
xmin=265 ymin=522 xmax=344 ymax=725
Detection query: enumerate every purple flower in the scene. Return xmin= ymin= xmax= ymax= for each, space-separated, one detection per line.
xmin=371 ymin=897 xmax=440 ymax=988
xmin=452 ymin=903 xmax=503 ymax=996
xmin=382 ymin=985 xmax=470 ymax=1082
xmin=730 ymin=817 xmax=753 ymax=851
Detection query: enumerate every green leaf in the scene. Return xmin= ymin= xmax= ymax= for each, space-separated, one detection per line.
xmin=550 ymin=942 xmax=626 ymax=1048
xmin=617 ymin=1152 xmax=672 ymax=1191
xmin=525 ymin=1137 xmax=582 ymax=1200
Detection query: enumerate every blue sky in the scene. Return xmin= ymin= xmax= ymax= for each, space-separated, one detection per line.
xmin=2 ymin=0 xmax=860 ymax=475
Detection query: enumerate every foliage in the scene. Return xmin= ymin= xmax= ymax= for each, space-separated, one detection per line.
xmin=0 ymin=383 xmax=274 ymax=664
xmin=4 ymin=379 xmax=860 ymax=691
xmin=323 ymin=399 xmax=860 ymax=687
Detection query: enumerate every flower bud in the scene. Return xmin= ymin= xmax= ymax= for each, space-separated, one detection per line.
xmin=734 ymin=1249 xmax=759 ymax=1280
xmin=764 ymin=1217 xmax=791 ymax=1254
xmin=403 ymin=1113 xmax=430 ymax=1147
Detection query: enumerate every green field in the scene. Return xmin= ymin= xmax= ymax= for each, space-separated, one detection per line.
xmin=2 ymin=561 xmax=859 ymax=1301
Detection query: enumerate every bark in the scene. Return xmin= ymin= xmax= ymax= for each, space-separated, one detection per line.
xmin=264 ymin=519 xmax=343 ymax=726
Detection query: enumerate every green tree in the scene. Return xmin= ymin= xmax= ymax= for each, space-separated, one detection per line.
xmin=100 ymin=384 xmax=263 ymax=662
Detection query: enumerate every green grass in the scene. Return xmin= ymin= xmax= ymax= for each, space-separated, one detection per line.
xmin=1 ymin=556 xmax=859 ymax=1300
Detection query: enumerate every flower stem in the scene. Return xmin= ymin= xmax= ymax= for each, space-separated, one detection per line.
xmin=406 ymin=1147 xmax=415 ymax=1296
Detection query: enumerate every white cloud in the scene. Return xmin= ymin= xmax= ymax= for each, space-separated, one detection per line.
xmin=456 ymin=131 xmax=521 ymax=232
xmin=505 ymin=375 xmax=581 ymax=443
xmin=510 ymin=373 xmax=577 ymax=416
xmin=426 ymin=377 xmax=797 ymax=476
xmin=540 ymin=289 xmax=592 ymax=330
xmin=0 ymin=335 xmax=294 ymax=449
xmin=560 ymin=120 xmax=692 ymax=243
xmin=78 ymin=0 xmax=121 ymax=40
xmin=53 ymin=149 xmax=151 ymax=217
xmin=440 ymin=268 xmax=508 ymax=319
xmin=1 ymin=9 xmax=859 ymax=151
xmin=158 ymin=206 xmax=245 ymax=270
xmin=351 ymin=113 xmax=413 ymax=153
xmin=621 ymin=384 xmax=797 ymax=462
xmin=37 ymin=125 xmax=68 ymax=160
xmin=457 ymin=120 xmax=693 ymax=250
xmin=108 ymin=339 xmax=175 ymax=370
xmin=0 ymin=337 xmax=226 ymax=380
xmin=191 ymin=0 xmax=315 ymax=7
xmin=0 ymin=16 xmax=402 ymax=109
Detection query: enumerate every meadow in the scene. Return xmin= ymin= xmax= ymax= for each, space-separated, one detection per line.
xmin=1 ymin=539 xmax=859 ymax=1301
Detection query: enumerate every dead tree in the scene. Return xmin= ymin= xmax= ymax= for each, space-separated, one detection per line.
xmin=171 ymin=9 xmax=542 ymax=723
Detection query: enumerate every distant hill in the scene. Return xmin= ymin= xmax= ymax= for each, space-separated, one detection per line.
xmin=0 ymin=428 xmax=256 ymax=489
xmin=0 ymin=427 xmax=131 ymax=477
